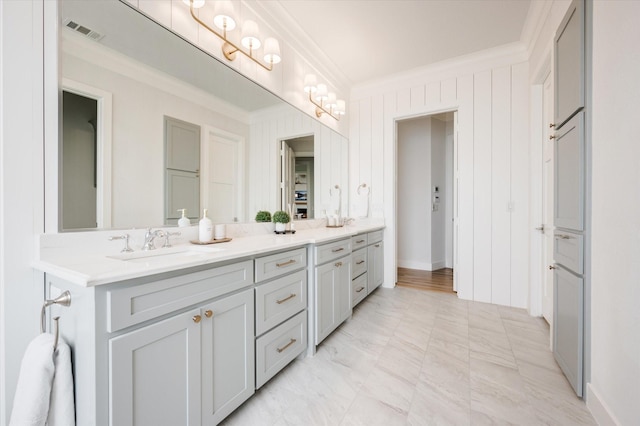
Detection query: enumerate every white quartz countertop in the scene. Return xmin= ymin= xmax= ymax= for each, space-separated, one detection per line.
xmin=33 ymin=221 xmax=384 ymax=287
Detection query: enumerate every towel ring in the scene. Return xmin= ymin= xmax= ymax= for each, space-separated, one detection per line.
xmin=357 ymin=183 xmax=370 ymax=195
xmin=40 ymin=290 xmax=71 ymax=351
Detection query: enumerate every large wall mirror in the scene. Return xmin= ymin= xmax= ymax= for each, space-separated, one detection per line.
xmin=58 ymin=0 xmax=348 ymax=231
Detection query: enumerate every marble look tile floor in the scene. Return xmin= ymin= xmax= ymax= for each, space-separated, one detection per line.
xmin=222 ymin=287 xmax=595 ymax=425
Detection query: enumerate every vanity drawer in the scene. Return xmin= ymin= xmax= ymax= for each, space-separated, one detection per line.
xmin=107 ymin=260 xmax=253 ymax=333
xmin=368 ymin=230 xmax=383 ymax=244
xmin=351 ymin=248 xmax=367 ymax=279
xmin=255 ymin=270 xmax=307 ymax=336
xmin=351 ymin=234 xmax=368 ymax=251
xmin=554 ymin=230 xmax=584 ymax=274
xmin=256 ymin=310 xmax=307 ymax=388
xmin=352 ymin=272 xmax=368 ymax=308
xmin=315 ymin=238 xmax=351 ymax=265
xmin=255 ymin=247 xmax=306 ymax=283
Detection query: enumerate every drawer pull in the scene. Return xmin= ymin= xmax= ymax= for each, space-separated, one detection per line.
xmin=555 ymin=234 xmax=572 ymax=240
xmin=356 ymin=286 xmax=365 ymax=293
xmin=276 ymin=259 xmax=296 ymax=268
xmin=355 ymin=239 xmax=365 ymax=244
xmin=549 ymin=265 xmax=557 ymax=270
xmin=192 ymin=315 xmax=201 ymax=323
xmin=276 ymin=293 xmax=296 ymax=304
xmin=335 ymin=261 xmax=343 ymax=267
xmin=356 ymin=260 xmax=365 ymax=265
xmin=276 ymin=338 xmax=297 ymax=353
xmin=374 ymin=244 xmax=380 ymax=248
xmin=331 ymin=247 xmax=344 ymax=253
xmin=204 ymin=310 xmax=213 ymax=318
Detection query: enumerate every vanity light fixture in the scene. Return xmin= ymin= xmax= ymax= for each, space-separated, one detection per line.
xmin=303 ymin=74 xmax=345 ymax=121
xmin=185 ymin=0 xmax=281 ymax=71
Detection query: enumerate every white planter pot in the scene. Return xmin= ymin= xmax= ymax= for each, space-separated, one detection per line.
xmin=275 ymin=222 xmax=286 ymax=232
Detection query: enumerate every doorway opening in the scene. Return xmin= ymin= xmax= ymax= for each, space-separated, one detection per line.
xmin=395 ymin=112 xmax=456 ymax=293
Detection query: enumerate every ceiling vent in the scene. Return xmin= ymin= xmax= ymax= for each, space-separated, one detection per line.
xmin=63 ymin=19 xmax=104 ymax=41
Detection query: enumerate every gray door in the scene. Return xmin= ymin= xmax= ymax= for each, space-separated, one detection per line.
xmin=554 ymin=0 xmax=585 ymax=128
xmin=165 ymin=116 xmax=200 ymax=224
xmin=553 ymin=112 xmax=584 ymax=231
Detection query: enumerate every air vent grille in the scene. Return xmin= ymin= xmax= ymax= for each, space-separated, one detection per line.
xmin=63 ymin=19 xmax=104 ymax=41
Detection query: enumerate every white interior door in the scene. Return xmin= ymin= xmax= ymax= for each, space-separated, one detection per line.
xmin=202 ymin=128 xmax=244 ymax=223
xmin=542 ymin=73 xmax=555 ymax=325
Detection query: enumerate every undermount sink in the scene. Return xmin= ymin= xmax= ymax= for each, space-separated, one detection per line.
xmin=107 ymin=245 xmax=225 ymax=263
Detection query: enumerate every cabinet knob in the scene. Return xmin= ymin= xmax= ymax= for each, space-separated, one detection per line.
xmin=549 ymin=265 xmax=556 ymax=270
xmin=335 ymin=261 xmax=343 ymax=267
xmin=192 ymin=314 xmax=202 ymax=323
xmin=549 ymin=123 xmax=555 ymax=128
xmin=549 ymin=134 xmax=556 ymax=140
xmin=204 ymin=310 xmax=213 ymax=318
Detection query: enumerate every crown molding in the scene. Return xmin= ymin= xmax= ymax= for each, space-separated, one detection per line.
xmin=520 ymin=0 xmax=554 ymax=58
xmin=245 ymin=0 xmax=352 ymax=94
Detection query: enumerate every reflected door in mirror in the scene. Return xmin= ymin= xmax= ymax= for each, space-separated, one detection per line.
xmin=165 ymin=117 xmax=200 ymax=225
xmin=62 ymin=91 xmax=97 ymax=230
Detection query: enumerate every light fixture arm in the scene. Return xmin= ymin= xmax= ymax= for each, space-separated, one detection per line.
xmin=308 ymin=92 xmax=340 ymax=121
xmin=189 ymin=2 xmax=274 ymax=71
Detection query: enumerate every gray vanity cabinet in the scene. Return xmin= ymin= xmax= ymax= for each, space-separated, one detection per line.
xmin=109 ymin=287 xmax=254 ymax=426
xmin=109 ymin=308 xmax=202 ymax=426
xmin=367 ymin=231 xmax=384 ymax=293
xmin=313 ymin=238 xmax=352 ymax=345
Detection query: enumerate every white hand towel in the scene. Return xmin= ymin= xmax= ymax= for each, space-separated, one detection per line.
xmin=10 ymin=334 xmax=55 ymax=426
xmin=47 ymin=339 xmax=75 ymax=426
xmin=9 ymin=334 xmax=75 ymax=426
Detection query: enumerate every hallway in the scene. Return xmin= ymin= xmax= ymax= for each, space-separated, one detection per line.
xmin=222 ymin=286 xmax=594 ymax=425
xmin=397 ymin=267 xmax=455 ymax=294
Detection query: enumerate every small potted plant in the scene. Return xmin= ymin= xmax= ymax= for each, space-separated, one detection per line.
xmin=272 ymin=210 xmax=290 ymax=233
xmin=255 ymin=210 xmax=271 ymax=223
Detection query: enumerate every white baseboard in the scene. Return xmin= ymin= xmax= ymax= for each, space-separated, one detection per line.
xmin=587 ymin=383 xmax=620 ymax=426
xmin=397 ymin=260 xmax=446 ymax=271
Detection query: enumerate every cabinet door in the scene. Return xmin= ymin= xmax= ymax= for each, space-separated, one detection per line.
xmin=554 ymin=112 xmax=584 ymax=231
xmin=109 ymin=308 xmax=201 ymax=426
xmin=367 ymin=242 xmax=384 ymax=293
xmin=554 ymin=0 xmax=584 ymax=127
xmin=553 ymin=266 xmax=583 ymax=397
xmin=315 ymin=256 xmax=351 ymax=345
xmin=166 ymin=169 xmax=200 ymax=222
xmin=201 ymin=289 xmax=254 ymax=425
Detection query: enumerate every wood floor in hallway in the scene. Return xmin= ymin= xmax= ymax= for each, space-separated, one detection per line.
xmin=397 ymin=267 xmax=455 ymax=293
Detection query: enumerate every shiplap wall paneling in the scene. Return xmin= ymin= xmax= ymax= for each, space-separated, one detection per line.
xmin=442 ymin=78 xmax=457 ymax=104
xmin=358 ymin=100 xmax=373 ymax=204
xmin=383 ymin=90 xmax=398 ymax=286
xmin=455 ymin=74 xmax=475 ymax=301
xmin=397 ymin=88 xmax=411 ymax=113
xmin=411 ymin=85 xmax=426 ymax=109
xmin=491 ymin=66 xmax=513 ymax=306
xmin=510 ymin=62 xmax=530 ymax=308
xmin=348 ymin=100 xmax=361 ymax=216
xmin=473 ymin=70 xmax=493 ymax=303
xmin=426 ymin=81 xmax=441 ymax=105
xmin=371 ymin=94 xmax=385 ymax=215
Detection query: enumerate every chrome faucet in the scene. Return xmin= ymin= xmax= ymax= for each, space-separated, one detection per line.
xmin=142 ymin=228 xmax=165 ymax=251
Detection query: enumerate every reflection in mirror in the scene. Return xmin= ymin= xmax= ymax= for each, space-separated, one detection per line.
xmin=62 ymin=91 xmax=97 ymax=230
xmin=58 ymin=0 xmax=347 ymax=231
xmin=280 ymin=135 xmax=314 ymax=219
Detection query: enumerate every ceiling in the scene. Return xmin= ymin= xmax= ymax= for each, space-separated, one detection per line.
xmin=276 ymin=0 xmax=532 ymax=86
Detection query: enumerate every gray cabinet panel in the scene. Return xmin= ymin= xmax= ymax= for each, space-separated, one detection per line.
xmin=165 ymin=116 xmax=201 ymax=172
xmin=166 ymin=169 xmax=200 ymax=222
xmin=554 ymin=0 xmax=584 ymax=127
xmin=554 ymin=112 xmax=584 ymax=231
xmin=554 ymin=230 xmax=584 ymax=274
xmin=201 ymin=288 xmax=254 ymax=424
xmin=109 ymin=308 xmax=201 ymax=426
xmin=553 ymin=266 xmax=584 ymax=397
xmin=315 ymin=255 xmax=351 ymax=344
xmin=367 ymin=241 xmax=384 ymax=293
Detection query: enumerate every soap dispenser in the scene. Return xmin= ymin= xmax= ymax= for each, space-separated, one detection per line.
xmin=199 ymin=208 xmax=213 ymax=242
xmin=177 ymin=209 xmax=190 ymax=228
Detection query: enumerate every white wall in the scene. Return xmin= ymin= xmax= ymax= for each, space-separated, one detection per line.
xmin=397 ymin=117 xmax=431 ymax=269
xmin=0 ymin=1 xmax=47 ymax=422
xmin=445 ymin=120 xmax=454 ymax=268
xmin=430 ymin=118 xmax=447 ymax=269
xmin=351 ymin=47 xmax=530 ymax=308
xmin=588 ymin=2 xmax=640 ymax=425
